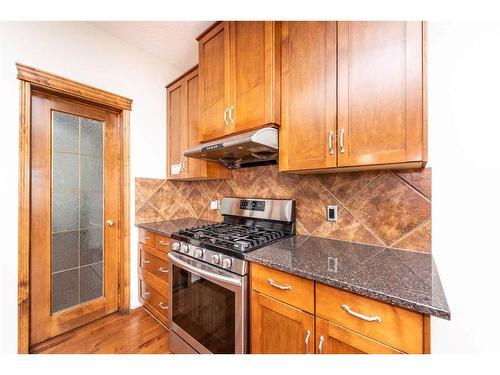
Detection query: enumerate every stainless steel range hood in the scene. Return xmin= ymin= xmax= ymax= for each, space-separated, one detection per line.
xmin=184 ymin=127 xmax=278 ymax=169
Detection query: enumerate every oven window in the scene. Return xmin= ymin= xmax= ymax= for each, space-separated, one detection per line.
xmin=172 ymin=264 xmax=235 ymax=354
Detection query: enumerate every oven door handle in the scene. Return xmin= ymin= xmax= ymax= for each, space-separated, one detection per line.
xmin=168 ymin=253 xmax=242 ymax=287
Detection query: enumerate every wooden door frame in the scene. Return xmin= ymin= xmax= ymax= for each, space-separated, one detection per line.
xmin=17 ymin=63 xmax=132 ymax=353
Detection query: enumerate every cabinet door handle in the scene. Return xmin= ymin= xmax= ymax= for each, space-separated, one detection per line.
xmin=224 ymin=107 xmax=229 ymax=125
xmin=143 ymin=290 xmax=151 ymax=297
xmin=267 ymin=278 xmax=292 ymax=291
xmin=159 ymin=302 xmax=168 ymax=310
xmin=142 ymin=259 xmax=150 ymax=264
xmin=339 ymin=128 xmax=345 ymax=154
xmin=159 ymin=240 xmax=169 ymax=246
xmin=304 ymin=330 xmax=311 ymax=354
xmin=341 ymin=304 xmax=382 ymax=323
xmin=180 ymin=157 xmax=187 ymax=172
xmin=158 ymin=267 xmax=169 ymax=273
xmin=328 ymin=130 xmax=334 ymax=155
xmin=228 ymin=105 xmax=235 ymax=124
xmin=318 ymin=336 xmax=324 ymax=354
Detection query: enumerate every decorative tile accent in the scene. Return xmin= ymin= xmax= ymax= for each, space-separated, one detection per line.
xmin=347 ymin=172 xmax=431 ymax=246
xmin=392 ymin=220 xmax=432 ymax=253
xmin=316 ymin=171 xmax=381 ymax=204
xmin=135 ymin=166 xmax=432 ymax=253
xmin=227 ymin=166 xmax=267 ymax=196
xmin=292 ymin=176 xmax=341 ymax=234
xmin=135 ymin=178 xmax=164 ymax=208
xmin=396 ymin=168 xmax=432 ymax=201
xmin=148 ymin=181 xmax=183 ymax=219
xmin=136 ymin=202 xmax=164 ymax=224
xmin=314 ymin=208 xmax=383 ymax=246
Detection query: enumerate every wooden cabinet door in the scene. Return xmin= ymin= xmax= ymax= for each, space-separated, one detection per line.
xmin=229 ymin=21 xmax=280 ymax=134
xmin=251 ymin=291 xmax=314 ymax=354
xmin=198 ymin=21 xmax=231 ymax=142
xmin=280 ymin=21 xmax=337 ymax=172
xmin=316 ymin=317 xmax=402 ymax=354
xmin=337 ymin=21 xmax=424 ymax=167
xmin=166 ymin=79 xmax=188 ymax=179
xmin=184 ymin=69 xmax=204 ymax=178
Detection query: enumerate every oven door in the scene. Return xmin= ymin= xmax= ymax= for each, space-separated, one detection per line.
xmin=168 ymin=252 xmax=247 ymax=354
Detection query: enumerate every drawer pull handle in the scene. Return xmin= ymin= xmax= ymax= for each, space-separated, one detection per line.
xmin=304 ymin=330 xmax=311 ymax=354
xmin=159 ymin=302 xmax=168 ymax=310
xmin=341 ymin=304 xmax=382 ymax=323
xmin=318 ymin=336 xmax=324 ymax=354
xmin=267 ymin=278 xmax=292 ymax=291
xmin=145 ymin=236 xmax=151 ymax=240
xmin=143 ymin=290 xmax=151 ymax=297
xmin=143 ymin=259 xmax=151 ymax=264
xmin=159 ymin=240 xmax=168 ymax=246
xmin=158 ymin=267 xmax=169 ymax=273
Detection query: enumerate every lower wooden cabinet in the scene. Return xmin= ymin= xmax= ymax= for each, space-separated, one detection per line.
xmin=251 ymin=291 xmax=314 ymax=354
xmin=315 ymin=317 xmax=401 ymax=354
xmin=138 ymin=229 xmax=171 ymax=327
xmin=249 ymin=263 xmax=429 ymax=354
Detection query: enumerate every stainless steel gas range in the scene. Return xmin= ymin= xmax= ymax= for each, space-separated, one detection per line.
xmin=168 ymin=197 xmax=296 ymax=354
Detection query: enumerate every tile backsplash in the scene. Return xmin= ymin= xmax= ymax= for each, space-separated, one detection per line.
xmin=135 ymin=165 xmax=431 ymax=253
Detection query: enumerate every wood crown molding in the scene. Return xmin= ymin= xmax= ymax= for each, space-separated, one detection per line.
xmin=16 ymin=63 xmax=132 ymax=111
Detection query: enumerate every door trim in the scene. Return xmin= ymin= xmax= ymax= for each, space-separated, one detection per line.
xmin=17 ymin=63 xmax=132 ymax=353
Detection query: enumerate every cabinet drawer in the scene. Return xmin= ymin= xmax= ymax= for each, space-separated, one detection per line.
xmin=316 ymin=283 xmax=424 ymax=353
xmin=139 ymin=244 xmax=169 ymax=283
xmin=155 ymin=234 xmax=171 ymax=253
xmin=140 ymin=278 xmax=170 ymax=322
xmin=251 ymin=263 xmax=314 ymax=314
xmin=138 ymin=228 xmax=155 ymax=247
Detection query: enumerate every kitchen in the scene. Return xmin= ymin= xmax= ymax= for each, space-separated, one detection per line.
xmin=2 ymin=2 xmax=500 ymax=371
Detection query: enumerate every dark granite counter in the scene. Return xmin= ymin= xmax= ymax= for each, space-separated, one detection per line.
xmin=245 ymin=235 xmax=450 ymax=320
xmin=136 ymin=219 xmax=449 ymax=320
xmin=136 ymin=218 xmax=216 ymax=237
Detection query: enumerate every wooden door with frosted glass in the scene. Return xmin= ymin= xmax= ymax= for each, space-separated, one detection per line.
xmin=30 ymin=91 xmax=120 ymax=346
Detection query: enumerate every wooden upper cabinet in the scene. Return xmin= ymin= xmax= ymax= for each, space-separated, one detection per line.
xmin=280 ymin=21 xmax=426 ymax=173
xmin=198 ymin=22 xmax=230 ymax=142
xmin=166 ymin=66 xmax=230 ymax=180
xmin=316 ymin=317 xmax=402 ymax=354
xmin=198 ymin=21 xmax=280 ymax=142
xmin=337 ymin=21 xmax=425 ymax=168
xmin=251 ymin=291 xmax=314 ymax=354
xmin=229 ymin=21 xmax=280 ymax=133
xmin=279 ymin=21 xmax=337 ymax=172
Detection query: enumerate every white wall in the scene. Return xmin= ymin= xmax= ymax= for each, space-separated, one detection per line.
xmin=0 ymin=21 xmax=180 ymax=353
xmin=428 ymin=21 xmax=500 ymax=353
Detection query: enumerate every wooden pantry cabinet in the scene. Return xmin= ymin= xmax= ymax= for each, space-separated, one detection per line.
xmin=166 ymin=66 xmax=230 ymax=180
xmin=197 ymin=21 xmax=280 ymax=142
xmin=138 ymin=228 xmax=171 ymax=327
xmin=250 ymin=263 xmax=430 ymax=354
xmin=280 ymin=21 xmax=427 ymax=173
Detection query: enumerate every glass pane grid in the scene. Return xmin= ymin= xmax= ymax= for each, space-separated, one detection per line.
xmin=51 ymin=111 xmax=104 ymax=314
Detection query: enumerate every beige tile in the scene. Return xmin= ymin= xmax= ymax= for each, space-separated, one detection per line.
xmin=135 ymin=202 xmax=164 ymax=224
xmin=316 ymin=171 xmax=380 ymax=204
xmin=135 ymin=178 xmax=165 ymax=209
xmin=396 ymin=168 xmax=431 ymax=200
xmin=148 ymin=181 xmax=183 ymax=219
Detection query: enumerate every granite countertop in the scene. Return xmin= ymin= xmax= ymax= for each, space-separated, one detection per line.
xmin=136 ymin=218 xmax=216 ymax=237
xmin=136 ymin=219 xmax=450 ymax=320
xmin=245 ymin=235 xmax=450 ymax=320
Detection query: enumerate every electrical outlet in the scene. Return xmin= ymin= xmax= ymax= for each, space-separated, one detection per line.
xmin=327 ymin=205 xmax=338 ymax=222
xmin=210 ymin=200 xmax=219 ymax=210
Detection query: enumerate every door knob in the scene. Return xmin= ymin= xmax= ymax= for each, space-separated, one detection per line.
xmin=106 ymin=219 xmax=115 ymax=227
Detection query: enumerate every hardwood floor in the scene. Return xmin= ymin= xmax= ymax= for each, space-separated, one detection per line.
xmin=31 ymin=307 xmax=170 ymax=354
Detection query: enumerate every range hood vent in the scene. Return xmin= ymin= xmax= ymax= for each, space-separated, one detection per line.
xmin=184 ymin=127 xmax=278 ymax=169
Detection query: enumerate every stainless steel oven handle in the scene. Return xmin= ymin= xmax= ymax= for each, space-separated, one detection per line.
xmin=168 ymin=252 xmax=242 ymax=287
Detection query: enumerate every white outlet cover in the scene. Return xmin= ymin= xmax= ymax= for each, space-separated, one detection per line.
xmin=210 ymin=200 xmax=219 ymax=210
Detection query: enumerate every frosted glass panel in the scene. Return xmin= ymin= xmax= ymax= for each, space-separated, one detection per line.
xmin=51 ymin=111 xmax=104 ymax=314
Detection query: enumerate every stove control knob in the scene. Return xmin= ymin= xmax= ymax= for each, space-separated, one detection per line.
xmin=171 ymin=241 xmax=180 ymax=251
xmin=180 ymin=243 xmax=189 ymax=254
xmin=222 ymin=257 xmax=232 ymax=269
xmin=194 ymin=248 xmax=204 ymax=259
xmin=211 ymin=254 xmax=220 ymax=264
